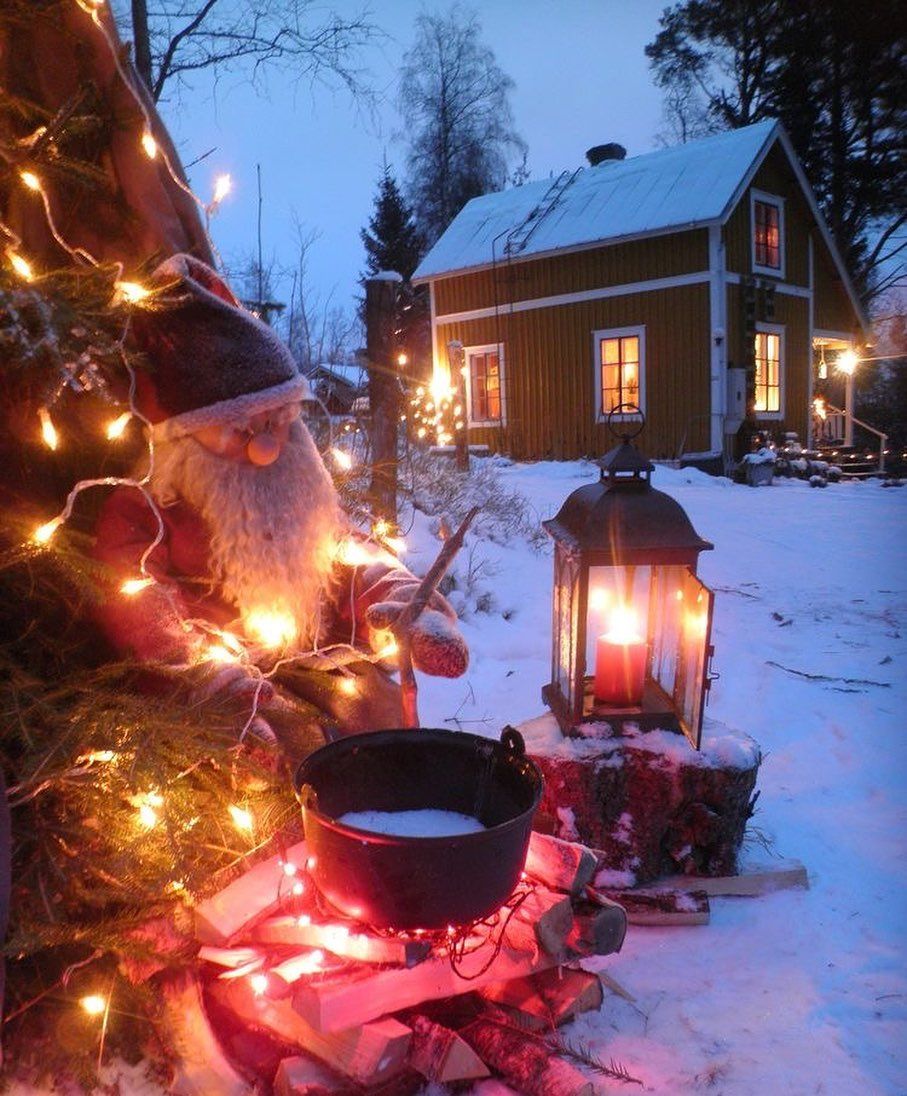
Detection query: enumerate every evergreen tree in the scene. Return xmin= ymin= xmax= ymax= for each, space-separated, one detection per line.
xmin=645 ymin=0 xmax=906 ymax=302
xmin=397 ymin=4 xmax=527 ymax=247
xmin=360 ymin=165 xmax=424 ymax=282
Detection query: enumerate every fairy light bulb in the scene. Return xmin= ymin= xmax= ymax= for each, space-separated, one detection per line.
xmin=33 ymin=517 xmax=62 ymax=546
xmin=141 ymin=131 xmax=158 ymax=159
xmin=38 ymin=408 xmax=59 ymax=450
xmin=80 ymin=995 xmax=106 ymax=1016
xmin=6 ymin=250 xmax=34 ymax=281
xmin=372 ymin=518 xmax=391 ymax=539
xmin=211 ymin=174 xmax=232 ymax=205
xmin=204 ymin=643 xmax=239 ymax=665
xmin=337 ymin=676 xmax=357 ymax=697
xmin=120 ymin=577 xmax=154 ymax=596
xmin=229 ymin=804 xmax=254 ymax=833
xmin=384 ymin=535 xmax=406 ymax=556
xmin=331 ymin=447 xmax=352 ymax=471
xmin=19 ymin=170 xmax=41 ymax=192
xmin=244 ymin=607 xmax=297 ymax=648
xmin=106 ymin=412 xmax=132 ymax=440
xmin=250 ymin=973 xmax=268 ymax=996
xmin=114 ymin=280 xmax=151 ymax=304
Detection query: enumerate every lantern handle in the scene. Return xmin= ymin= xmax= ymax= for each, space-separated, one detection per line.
xmin=607 ymin=402 xmax=645 ymax=442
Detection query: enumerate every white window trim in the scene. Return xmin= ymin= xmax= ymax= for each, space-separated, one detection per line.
xmin=754 ymin=322 xmax=785 ymax=420
xmin=464 ymin=343 xmax=506 ymax=427
xmin=750 ymin=188 xmax=786 ymax=279
xmin=593 ymin=325 xmax=646 ymax=422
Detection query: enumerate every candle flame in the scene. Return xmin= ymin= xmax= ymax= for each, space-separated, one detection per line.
xmin=604 ymin=604 xmax=643 ymax=644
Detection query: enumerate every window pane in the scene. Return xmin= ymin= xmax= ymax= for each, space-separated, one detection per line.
xmin=620 ymin=336 xmax=639 ymax=365
xmin=602 ymin=338 xmax=620 ymax=365
xmin=469 ymin=349 xmax=501 ymax=422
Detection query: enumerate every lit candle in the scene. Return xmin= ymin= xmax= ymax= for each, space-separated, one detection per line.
xmin=593 ymin=604 xmax=646 ymax=706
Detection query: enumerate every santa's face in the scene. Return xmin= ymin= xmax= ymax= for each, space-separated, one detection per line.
xmin=194 ymin=401 xmax=302 ymax=465
xmin=150 ymin=415 xmax=343 ymax=649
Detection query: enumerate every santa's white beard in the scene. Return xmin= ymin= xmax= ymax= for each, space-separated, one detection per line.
xmin=150 ymin=421 xmax=343 ymax=648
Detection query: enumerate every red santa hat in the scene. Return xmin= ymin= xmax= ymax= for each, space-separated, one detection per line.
xmin=129 ymin=254 xmax=312 ymax=441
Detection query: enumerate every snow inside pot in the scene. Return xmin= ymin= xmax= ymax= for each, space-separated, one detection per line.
xmin=294 ymin=727 xmax=543 ymax=930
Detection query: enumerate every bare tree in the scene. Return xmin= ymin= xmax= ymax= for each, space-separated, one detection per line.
xmin=124 ymin=0 xmax=379 ymax=103
xmin=397 ymin=4 xmax=527 ymax=247
xmin=286 ymin=224 xmax=359 ymax=370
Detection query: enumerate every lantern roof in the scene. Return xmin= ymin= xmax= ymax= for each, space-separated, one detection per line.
xmin=543 ymin=444 xmax=713 ymax=564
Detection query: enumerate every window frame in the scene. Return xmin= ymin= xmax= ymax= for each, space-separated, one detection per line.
xmin=753 ymin=322 xmax=785 ymax=420
xmin=750 ymin=188 xmax=785 ymax=278
xmin=464 ymin=343 xmax=506 ymax=427
xmin=592 ymin=325 xmax=646 ymax=422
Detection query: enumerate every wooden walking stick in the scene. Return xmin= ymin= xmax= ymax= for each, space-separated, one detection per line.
xmin=391 ymin=506 xmax=479 ymax=728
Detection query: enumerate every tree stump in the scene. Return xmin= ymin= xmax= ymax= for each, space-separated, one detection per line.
xmin=520 ymin=713 xmax=761 ymax=885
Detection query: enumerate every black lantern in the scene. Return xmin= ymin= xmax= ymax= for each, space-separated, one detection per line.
xmin=542 ymin=420 xmax=716 ymax=747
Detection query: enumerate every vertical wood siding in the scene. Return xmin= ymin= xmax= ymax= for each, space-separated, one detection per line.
xmin=437 ymin=284 xmax=711 ymax=461
xmin=433 ymin=230 xmax=709 ymax=317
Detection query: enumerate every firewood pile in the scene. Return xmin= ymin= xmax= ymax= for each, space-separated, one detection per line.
xmin=165 ymin=827 xmax=808 ymax=1095
xmin=169 ymin=831 xmax=631 ymax=1096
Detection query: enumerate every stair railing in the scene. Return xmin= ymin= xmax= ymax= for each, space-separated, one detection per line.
xmin=823 ymin=402 xmax=888 ymax=473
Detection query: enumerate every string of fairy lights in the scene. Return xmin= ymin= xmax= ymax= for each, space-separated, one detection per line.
xmin=0 ymin=0 xmax=436 ymax=1038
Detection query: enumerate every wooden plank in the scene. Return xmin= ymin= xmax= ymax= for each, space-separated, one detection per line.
xmin=195 ymin=840 xmax=309 ymax=946
xmin=480 ymin=966 xmax=604 ymax=1031
xmin=211 ymin=978 xmax=411 ymax=1087
xmin=252 ymin=915 xmax=431 ymax=967
xmin=273 ymin=1055 xmax=353 ymax=1096
xmin=460 ymin=1015 xmax=593 ymax=1096
xmin=592 ymin=887 xmax=711 ymax=927
xmin=651 ymin=862 xmax=809 ymax=897
xmin=408 ymin=1015 xmax=490 ymax=1083
xmin=158 ymin=970 xmax=252 ymax=1096
xmin=525 ymin=832 xmax=598 ymax=897
xmin=292 ymin=888 xmax=580 ymax=1034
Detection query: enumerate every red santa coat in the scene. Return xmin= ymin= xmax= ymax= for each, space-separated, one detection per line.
xmin=91 ymin=484 xmax=440 ymax=736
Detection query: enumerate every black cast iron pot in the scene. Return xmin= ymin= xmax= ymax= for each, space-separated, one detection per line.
xmin=294 ymin=727 xmax=543 ymax=931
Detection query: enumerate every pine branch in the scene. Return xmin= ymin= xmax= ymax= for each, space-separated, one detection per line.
xmin=548 ymin=1034 xmax=644 ymax=1085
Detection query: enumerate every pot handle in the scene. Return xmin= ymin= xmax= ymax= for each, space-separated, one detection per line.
xmin=500 ymin=725 xmax=526 ymax=758
xmin=296 ymin=782 xmax=318 ymax=812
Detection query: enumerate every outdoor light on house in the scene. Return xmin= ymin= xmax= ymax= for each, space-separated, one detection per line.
xmin=542 ymin=415 xmax=716 ymax=747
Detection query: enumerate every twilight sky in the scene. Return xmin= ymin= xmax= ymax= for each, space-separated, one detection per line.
xmin=160 ymin=1 xmax=670 ymax=327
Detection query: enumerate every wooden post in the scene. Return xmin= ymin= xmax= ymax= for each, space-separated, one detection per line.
xmin=446 ymin=340 xmax=469 ymax=470
xmin=365 ymin=273 xmax=403 ymax=525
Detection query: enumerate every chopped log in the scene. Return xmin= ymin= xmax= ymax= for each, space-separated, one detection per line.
xmin=211 ymin=978 xmax=411 ymax=1087
xmin=157 ymin=970 xmax=252 ymax=1096
xmin=525 ymin=713 xmax=761 ymax=884
xmin=652 ymin=861 xmax=808 ymax=897
xmin=291 ymin=887 xmax=595 ymax=1034
xmin=195 ymin=840 xmax=309 ymax=946
xmin=533 ymin=893 xmax=575 ymax=958
xmin=480 ymin=967 xmax=604 ymax=1031
xmin=526 ymin=832 xmax=598 ymax=897
xmin=408 ymin=1015 xmax=490 ymax=1082
xmin=252 ymin=916 xmax=431 ymax=967
xmin=273 ymin=1055 xmax=354 ymax=1096
xmin=591 ymin=886 xmax=711 ymax=926
xmin=198 ymin=946 xmax=265 ymax=970
xmin=567 ymin=895 xmax=627 ymax=956
xmin=460 ymin=1016 xmax=593 ymax=1096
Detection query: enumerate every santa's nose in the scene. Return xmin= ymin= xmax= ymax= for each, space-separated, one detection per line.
xmin=247 ymin=430 xmax=281 ymax=466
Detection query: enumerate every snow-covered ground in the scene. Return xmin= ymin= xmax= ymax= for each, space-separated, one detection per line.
xmin=406 ymin=459 xmax=907 ymax=1096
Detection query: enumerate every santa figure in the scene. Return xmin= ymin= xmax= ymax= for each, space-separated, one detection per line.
xmin=92 ymin=254 xmax=468 ymax=748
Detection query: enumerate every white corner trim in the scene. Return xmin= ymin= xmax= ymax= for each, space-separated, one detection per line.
xmin=750 ymin=188 xmax=786 ymax=280
xmin=436 ymin=270 xmax=711 ymax=326
xmin=592 ymin=325 xmax=646 ymax=422
xmin=708 ymin=224 xmax=727 ymax=453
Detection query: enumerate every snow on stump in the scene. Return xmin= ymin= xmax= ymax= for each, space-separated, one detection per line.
xmin=520 ymin=714 xmax=761 ymax=885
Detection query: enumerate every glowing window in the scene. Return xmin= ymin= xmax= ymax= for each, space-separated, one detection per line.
xmin=754 ymin=330 xmax=782 ymax=413
xmin=599 ymin=334 xmax=641 ymax=415
xmin=467 ymin=346 xmax=503 ymax=424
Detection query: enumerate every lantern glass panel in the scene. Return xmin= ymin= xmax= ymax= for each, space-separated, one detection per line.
xmin=552 ymin=548 xmax=582 ymax=705
xmin=585 ymin=565 xmax=651 ymax=672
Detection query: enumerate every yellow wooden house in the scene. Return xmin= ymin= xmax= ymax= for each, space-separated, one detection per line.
xmin=412 ymin=120 xmax=868 ymax=466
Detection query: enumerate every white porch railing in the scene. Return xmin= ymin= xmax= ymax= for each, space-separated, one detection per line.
xmin=813 ymin=402 xmax=888 ymax=473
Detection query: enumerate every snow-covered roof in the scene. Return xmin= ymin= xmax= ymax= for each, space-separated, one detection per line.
xmin=415 ymin=121 xmax=781 ymax=281
xmin=308 ymin=362 xmax=366 ymax=389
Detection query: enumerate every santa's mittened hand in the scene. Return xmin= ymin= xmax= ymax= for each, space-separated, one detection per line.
xmin=410 ymin=609 xmax=469 ymax=678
